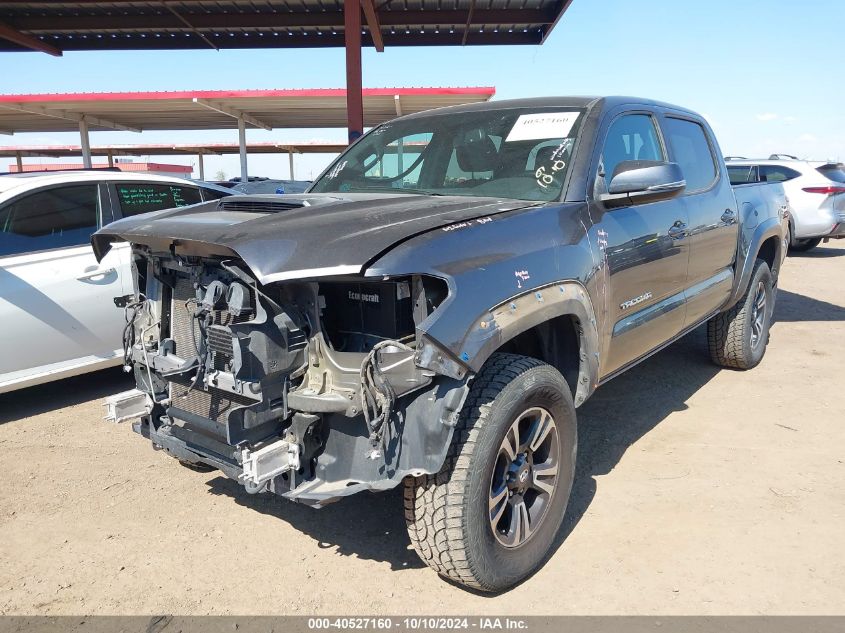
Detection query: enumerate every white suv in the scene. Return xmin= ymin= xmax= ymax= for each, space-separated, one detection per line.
xmin=0 ymin=170 xmax=231 ymax=393
xmin=726 ymin=157 xmax=845 ymax=252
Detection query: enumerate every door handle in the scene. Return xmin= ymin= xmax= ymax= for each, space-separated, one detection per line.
xmin=77 ymin=267 xmax=115 ymax=281
xmin=720 ymin=208 xmax=737 ymax=224
xmin=668 ymin=221 xmax=687 ymax=240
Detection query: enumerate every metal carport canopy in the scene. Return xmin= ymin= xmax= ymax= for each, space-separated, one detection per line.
xmin=0 ymin=1 xmax=573 ymax=52
xmin=0 ymin=87 xmax=495 ymax=133
xmin=0 ymin=0 xmax=574 ymax=143
xmin=0 ymin=141 xmax=350 ymax=157
xmin=0 ymin=87 xmax=494 ymax=177
xmin=0 ymin=140 xmax=353 ymax=179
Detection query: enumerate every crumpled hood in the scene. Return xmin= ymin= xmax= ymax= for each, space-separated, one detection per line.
xmin=93 ymin=192 xmax=535 ymax=284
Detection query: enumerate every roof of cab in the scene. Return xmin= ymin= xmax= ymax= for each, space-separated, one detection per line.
xmin=395 ymin=95 xmax=702 ymax=121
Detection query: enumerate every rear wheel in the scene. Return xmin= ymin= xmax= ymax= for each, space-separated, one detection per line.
xmin=789 ymin=231 xmax=821 ymax=252
xmin=707 ymin=258 xmax=774 ymax=369
xmin=404 ymin=353 xmax=576 ymax=592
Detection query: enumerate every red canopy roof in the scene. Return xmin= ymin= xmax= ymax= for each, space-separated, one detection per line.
xmin=0 ymin=87 xmax=495 ymax=134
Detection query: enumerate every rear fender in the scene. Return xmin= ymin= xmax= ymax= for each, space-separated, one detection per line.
xmin=727 ymin=216 xmax=784 ymax=308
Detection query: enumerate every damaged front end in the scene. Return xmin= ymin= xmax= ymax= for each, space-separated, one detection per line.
xmin=114 ymin=246 xmax=469 ymax=506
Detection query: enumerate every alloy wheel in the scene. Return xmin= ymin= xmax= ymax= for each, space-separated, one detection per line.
xmin=750 ymin=281 xmax=767 ymax=350
xmin=489 ymin=407 xmax=560 ymax=548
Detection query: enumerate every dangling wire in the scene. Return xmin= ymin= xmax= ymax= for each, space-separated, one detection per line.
xmin=359 ymin=339 xmax=414 ymax=459
xmin=122 ymin=294 xmax=148 ymax=368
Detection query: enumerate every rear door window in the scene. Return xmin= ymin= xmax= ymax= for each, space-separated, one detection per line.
xmin=662 ymin=117 xmax=717 ymax=192
xmin=0 ymin=184 xmax=101 ymax=257
xmin=115 ymin=183 xmax=202 ymax=217
xmin=759 ymin=165 xmax=802 ymax=182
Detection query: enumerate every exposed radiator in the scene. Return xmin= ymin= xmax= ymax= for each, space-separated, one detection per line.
xmin=168 ymin=276 xmax=255 ymax=424
xmin=171 ymin=277 xmax=200 ymax=360
xmin=169 ymin=376 xmax=255 ymax=425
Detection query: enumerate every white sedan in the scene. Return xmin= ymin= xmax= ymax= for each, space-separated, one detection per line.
xmin=0 ymin=170 xmax=231 ymax=393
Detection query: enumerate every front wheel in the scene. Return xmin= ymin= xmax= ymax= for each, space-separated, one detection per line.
xmin=404 ymin=353 xmax=576 ymax=592
xmin=707 ymin=258 xmax=774 ymax=369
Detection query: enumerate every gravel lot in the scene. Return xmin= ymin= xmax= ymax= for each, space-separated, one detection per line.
xmin=1 ymin=243 xmax=843 ymax=615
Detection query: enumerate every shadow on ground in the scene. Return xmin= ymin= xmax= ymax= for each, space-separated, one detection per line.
xmin=774 ymin=290 xmax=845 ymax=322
xmin=206 ymin=477 xmax=422 ymax=570
xmin=556 ymin=327 xmax=720 ymax=546
xmin=203 ymin=327 xmax=724 ymax=579
xmin=0 ymin=367 xmax=131 ymax=425
xmin=787 ymin=246 xmax=844 ymax=259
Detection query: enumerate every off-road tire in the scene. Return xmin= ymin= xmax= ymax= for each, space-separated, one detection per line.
xmin=789 ymin=237 xmax=821 ymax=253
xmin=707 ymin=258 xmax=774 ymax=369
xmin=403 ymin=353 xmax=576 ymax=592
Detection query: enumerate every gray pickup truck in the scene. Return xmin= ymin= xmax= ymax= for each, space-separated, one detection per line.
xmin=95 ymin=96 xmax=788 ymax=592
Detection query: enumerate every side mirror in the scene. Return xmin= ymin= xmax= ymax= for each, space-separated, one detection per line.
xmin=600 ymin=161 xmax=686 ymax=208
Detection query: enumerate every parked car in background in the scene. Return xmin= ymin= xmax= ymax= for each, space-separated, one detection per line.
xmin=190 ymin=180 xmax=239 ymax=196
xmin=0 ymin=170 xmax=233 ymax=394
xmin=231 ymin=178 xmax=312 ymax=195
xmin=98 ymin=96 xmax=788 ymax=591
xmin=727 ymin=157 xmax=845 ymax=251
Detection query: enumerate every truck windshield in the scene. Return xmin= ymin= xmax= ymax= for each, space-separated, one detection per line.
xmin=309 ymin=108 xmax=586 ymax=202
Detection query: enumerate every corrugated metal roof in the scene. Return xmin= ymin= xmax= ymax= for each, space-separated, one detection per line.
xmin=0 ymin=141 xmax=348 ymax=157
xmin=7 ymin=162 xmax=193 ymax=172
xmin=0 ymin=0 xmax=574 ymax=52
xmin=0 ymin=86 xmax=494 ymax=133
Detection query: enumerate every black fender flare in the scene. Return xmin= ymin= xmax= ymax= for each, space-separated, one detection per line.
xmin=421 ymin=281 xmax=600 ymax=407
xmin=728 ymin=216 xmax=784 ymax=308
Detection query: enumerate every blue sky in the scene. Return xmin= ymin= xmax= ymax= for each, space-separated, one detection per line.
xmin=1 ymin=0 xmax=842 ymax=179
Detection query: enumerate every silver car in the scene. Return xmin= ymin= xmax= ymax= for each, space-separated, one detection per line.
xmin=727 ymin=157 xmax=845 ymax=252
xmin=0 ymin=170 xmax=230 ymax=393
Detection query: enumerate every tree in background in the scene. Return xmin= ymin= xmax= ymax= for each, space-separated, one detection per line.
xmin=214 ymin=170 xmax=227 ymax=181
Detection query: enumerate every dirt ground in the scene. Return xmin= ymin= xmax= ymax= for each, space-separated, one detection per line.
xmin=1 ymin=243 xmax=843 ymax=616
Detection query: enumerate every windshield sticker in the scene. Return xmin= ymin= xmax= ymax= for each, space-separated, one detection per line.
xmin=505 ymin=112 xmax=580 ymax=142
xmin=534 ymin=139 xmax=572 ymax=189
xmin=326 ymin=160 xmax=348 ymax=180
xmin=535 ymin=161 xmax=566 ymax=189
